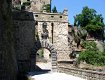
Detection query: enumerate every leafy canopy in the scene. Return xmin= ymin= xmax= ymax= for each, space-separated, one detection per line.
xmin=74 ymin=6 xmax=104 ymax=39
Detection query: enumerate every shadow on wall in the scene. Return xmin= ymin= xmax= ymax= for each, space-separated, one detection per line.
xmin=12 ymin=9 xmax=41 ymax=80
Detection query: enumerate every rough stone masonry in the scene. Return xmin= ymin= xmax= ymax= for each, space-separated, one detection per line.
xmin=0 ymin=0 xmax=17 ymax=80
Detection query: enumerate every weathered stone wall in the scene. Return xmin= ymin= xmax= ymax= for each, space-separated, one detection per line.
xmin=30 ymin=0 xmax=51 ymax=12
xmin=0 ymin=0 xmax=17 ymax=80
xmin=34 ymin=12 xmax=70 ymax=61
xmin=13 ymin=11 xmax=35 ymax=73
xmin=58 ymin=66 xmax=105 ymax=80
xmin=34 ymin=12 xmax=68 ymax=22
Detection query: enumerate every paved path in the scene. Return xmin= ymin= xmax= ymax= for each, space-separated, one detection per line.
xmin=36 ymin=62 xmax=51 ymax=70
xmin=28 ymin=72 xmax=86 ymax=80
xmin=29 ymin=62 xmax=86 ymax=80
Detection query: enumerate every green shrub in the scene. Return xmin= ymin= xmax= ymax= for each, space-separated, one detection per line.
xmin=78 ymin=51 xmax=105 ymax=66
xmin=81 ymin=41 xmax=98 ymax=51
xmin=78 ymin=41 xmax=105 ymax=66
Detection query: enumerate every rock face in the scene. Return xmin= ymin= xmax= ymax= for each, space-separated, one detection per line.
xmin=0 ymin=0 xmax=17 ymax=80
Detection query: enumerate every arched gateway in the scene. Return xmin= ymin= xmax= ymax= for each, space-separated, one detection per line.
xmin=30 ymin=40 xmax=57 ymax=72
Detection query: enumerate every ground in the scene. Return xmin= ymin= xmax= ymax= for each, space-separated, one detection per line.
xmin=28 ymin=72 xmax=85 ymax=80
xmin=28 ymin=62 xmax=85 ymax=80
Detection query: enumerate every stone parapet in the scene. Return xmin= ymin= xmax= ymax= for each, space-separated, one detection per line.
xmin=58 ymin=66 xmax=105 ymax=80
xmin=33 ymin=12 xmax=68 ymax=23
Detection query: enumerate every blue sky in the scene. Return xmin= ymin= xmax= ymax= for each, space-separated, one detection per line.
xmin=51 ymin=0 xmax=105 ymax=25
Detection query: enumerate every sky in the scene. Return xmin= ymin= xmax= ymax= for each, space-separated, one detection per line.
xmin=51 ymin=0 xmax=105 ymax=25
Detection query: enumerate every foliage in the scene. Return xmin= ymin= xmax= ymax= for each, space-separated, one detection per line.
xmin=74 ymin=6 xmax=104 ymax=39
xmin=43 ymin=4 xmax=51 ymax=12
xmin=78 ymin=41 xmax=105 ymax=66
xmin=52 ymin=6 xmax=58 ymax=13
xmin=78 ymin=51 xmax=105 ymax=66
xmin=37 ymin=48 xmax=44 ymax=57
xmin=22 ymin=1 xmax=31 ymax=6
xmin=103 ymin=42 xmax=105 ymax=52
xmin=81 ymin=41 xmax=98 ymax=51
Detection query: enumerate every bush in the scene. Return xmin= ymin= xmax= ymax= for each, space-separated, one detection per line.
xmin=81 ymin=41 xmax=98 ymax=51
xmin=78 ymin=41 xmax=105 ymax=66
xmin=78 ymin=51 xmax=105 ymax=66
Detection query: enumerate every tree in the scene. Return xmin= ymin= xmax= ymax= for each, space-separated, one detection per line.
xmin=52 ymin=6 xmax=58 ymax=13
xmin=74 ymin=6 xmax=104 ymax=40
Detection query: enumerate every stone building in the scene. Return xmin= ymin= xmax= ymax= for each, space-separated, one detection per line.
xmin=12 ymin=0 xmax=71 ymax=73
xmin=33 ymin=11 xmax=70 ymax=61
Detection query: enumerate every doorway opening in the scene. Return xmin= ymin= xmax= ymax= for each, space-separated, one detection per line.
xmin=36 ymin=48 xmax=51 ymax=70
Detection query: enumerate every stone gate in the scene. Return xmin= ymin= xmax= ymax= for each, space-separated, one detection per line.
xmin=30 ymin=40 xmax=57 ymax=72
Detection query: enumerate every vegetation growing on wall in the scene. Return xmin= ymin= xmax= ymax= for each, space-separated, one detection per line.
xmin=42 ymin=4 xmax=51 ymax=12
xmin=37 ymin=48 xmax=44 ymax=58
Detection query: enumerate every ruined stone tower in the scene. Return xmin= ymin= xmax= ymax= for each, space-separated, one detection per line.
xmin=21 ymin=0 xmax=51 ymax=12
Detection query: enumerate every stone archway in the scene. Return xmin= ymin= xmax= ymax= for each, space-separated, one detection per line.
xmin=30 ymin=40 xmax=57 ymax=72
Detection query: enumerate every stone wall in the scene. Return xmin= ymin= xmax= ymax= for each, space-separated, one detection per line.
xmin=34 ymin=12 xmax=68 ymax=22
xmin=13 ymin=11 xmax=35 ymax=73
xmin=30 ymin=0 xmax=51 ymax=12
xmin=34 ymin=12 xmax=70 ymax=61
xmin=0 ymin=0 xmax=17 ymax=80
xmin=58 ymin=66 xmax=105 ymax=80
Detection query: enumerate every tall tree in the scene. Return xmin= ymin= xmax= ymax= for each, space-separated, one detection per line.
xmin=52 ymin=6 xmax=58 ymax=13
xmin=74 ymin=6 xmax=104 ymax=40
